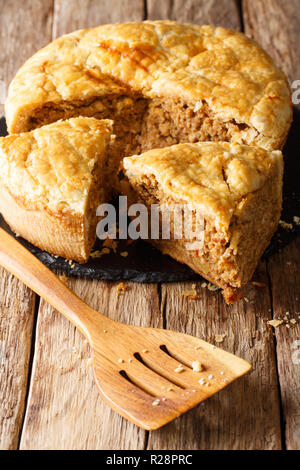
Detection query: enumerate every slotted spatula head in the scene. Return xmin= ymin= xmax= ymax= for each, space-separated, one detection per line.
xmin=0 ymin=227 xmax=251 ymax=431
xmin=90 ymin=322 xmax=251 ymax=430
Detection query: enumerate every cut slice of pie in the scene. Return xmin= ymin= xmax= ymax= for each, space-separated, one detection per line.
xmin=120 ymin=142 xmax=283 ymax=302
xmin=0 ymin=117 xmax=114 ymax=263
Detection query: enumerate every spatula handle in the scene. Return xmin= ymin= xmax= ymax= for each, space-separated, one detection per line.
xmin=0 ymin=227 xmax=110 ymax=341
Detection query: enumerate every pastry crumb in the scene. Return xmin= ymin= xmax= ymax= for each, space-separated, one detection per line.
xmin=279 ymin=219 xmax=293 ymax=230
xmin=215 ymin=334 xmax=226 ymax=343
xmin=192 ymin=361 xmax=203 ymax=372
xmin=207 ymin=283 xmax=219 ymax=292
xmin=152 ymin=399 xmax=160 ymax=406
xmin=267 ymin=319 xmax=283 ymax=328
xmin=103 ymin=238 xmax=118 ymax=253
xmin=182 ymin=289 xmax=197 ymax=297
xmin=116 ymin=282 xmax=130 ymax=296
xmin=293 ymin=215 xmax=300 ymax=225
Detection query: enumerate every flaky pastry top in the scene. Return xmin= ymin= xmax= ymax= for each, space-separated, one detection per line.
xmin=122 ymin=142 xmax=283 ymax=231
xmin=0 ymin=117 xmax=113 ymax=215
xmin=6 ymin=21 xmax=292 ymax=149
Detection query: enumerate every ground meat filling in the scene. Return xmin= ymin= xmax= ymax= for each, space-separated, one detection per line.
xmin=139 ymin=98 xmax=251 ymax=151
xmin=27 ymin=94 xmax=252 ymax=172
xmin=123 ymin=173 xmax=237 ymax=289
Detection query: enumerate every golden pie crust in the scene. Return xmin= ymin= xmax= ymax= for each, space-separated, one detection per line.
xmin=5 ymin=21 xmax=292 ymax=151
xmin=0 ymin=117 xmax=114 ymax=262
xmin=121 ymin=142 xmax=283 ymax=296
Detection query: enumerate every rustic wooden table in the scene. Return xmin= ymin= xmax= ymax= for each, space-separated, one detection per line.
xmin=0 ymin=0 xmax=299 ymax=450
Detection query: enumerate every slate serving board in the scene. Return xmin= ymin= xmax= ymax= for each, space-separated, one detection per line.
xmin=0 ymin=111 xmax=299 ymax=283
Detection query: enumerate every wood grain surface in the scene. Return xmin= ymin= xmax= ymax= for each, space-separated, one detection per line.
xmin=243 ymin=0 xmax=300 ymax=91
xmin=0 ymin=0 xmax=299 ymax=450
xmin=0 ymin=0 xmax=53 ymax=449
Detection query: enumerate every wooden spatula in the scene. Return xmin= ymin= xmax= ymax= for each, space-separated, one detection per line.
xmin=0 ymin=227 xmax=251 ymax=430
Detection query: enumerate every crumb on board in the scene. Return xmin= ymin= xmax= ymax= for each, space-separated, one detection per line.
xmin=279 ymin=220 xmax=293 ymax=230
xmin=183 ymin=289 xmax=197 ymax=297
xmin=207 ymin=283 xmax=219 ymax=292
xmin=152 ymin=399 xmax=160 ymax=406
xmin=267 ymin=319 xmax=283 ymax=328
xmin=293 ymin=215 xmax=300 ymax=225
xmin=174 ymin=364 xmax=184 ymax=373
xmin=267 ymin=315 xmax=298 ymax=329
xmin=116 ymin=282 xmax=130 ymax=296
xmin=103 ymin=238 xmax=118 ymax=253
xmin=192 ymin=361 xmax=203 ymax=372
xmin=182 ymin=289 xmax=200 ymax=300
xmin=215 ymin=334 xmax=226 ymax=343
xmin=120 ymin=251 xmax=128 ymax=257
xmin=90 ymin=247 xmax=111 ymax=259
xmin=66 ymin=259 xmax=76 ymax=269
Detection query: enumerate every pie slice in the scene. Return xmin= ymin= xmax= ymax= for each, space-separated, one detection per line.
xmin=120 ymin=142 xmax=283 ymax=302
xmin=0 ymin=117 xmax=114 ymax=263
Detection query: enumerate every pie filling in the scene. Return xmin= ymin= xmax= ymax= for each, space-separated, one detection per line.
xmin=120 ymin=171 xmax=237 ymax=290
xmin=26 ymin=93 xmax=257 ymax=184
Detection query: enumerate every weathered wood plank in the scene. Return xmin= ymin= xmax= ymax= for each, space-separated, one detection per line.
xmin=147 ymin=262 xmax=282 ymax=449
xmin=0 ymin=269 xmax=36 ymax=450
xmin=267 ymin=239 xmax=300 ymax=450
xmin=0 ymin=0 xmax=53 ymax=115
xmin=243 ymin=0 xmax=300 ymax=89
xmin=243 ymin=0 xmax=300 ymax=450
xmin=20 ymin=279 xmax=161 ymax=449
xmin=53 ymin=0 xmax=145 ymax=38
xmin=147 ymin=0 xmax=241 ymax=30
xmin=19 ymin=0 xmax=156 ymax=450
xmin=146 ymin=0 xmax=283 ymax=450
xmin=0 ymin=0 xmax=53 ymax=450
